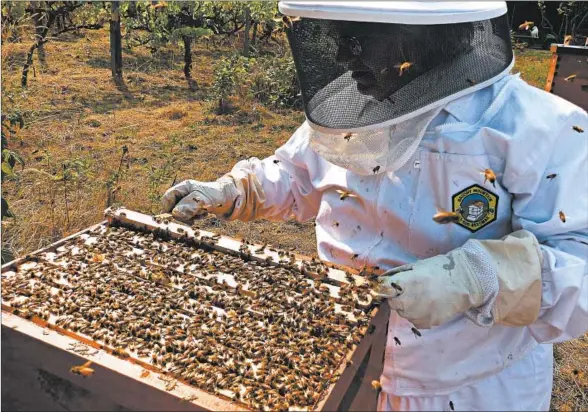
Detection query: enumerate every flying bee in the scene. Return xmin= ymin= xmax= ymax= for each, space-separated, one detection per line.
xmin=564 ymin=35 xmax=573 ymax=46
xmin=449 ymin=400 xmax=455 ymax=411
xmin=411 ymin=327 xmax=422 ymax=338
xmin=432 ymin=209 xmax=461 ymax=224
xmin=466 ymin=78 xmax=477 ymax=85
xmin=336 ymin=189 xmax=358 ymax=201
xmin=332 ymin=221 xmax=339 ymax=228
xmin=151 ymin=1 xmax=167 ymax=9
xmin=343 ymin=133 xmax=353 ymax=142
xmin=518 ymin=21 xmax=534 ymax=30
xmin=572 ymin=125 xmax=584 ymax=133
xmin=481 ymin=168 xmax=498 ymax=187
xmin=394 ymin=336 xmax=401 ymax=346
xmin=393 ymin=61 xmax=413 ymax=76
xmin=371 ymin=380 xmax=382 ymax=391
xmin=559 ymin=210 xmax=566 ymax=223
xmin=373 ymin=166 xmax=381 ymax=174
xmin=273 ymin=159 xmax=281 ymax=164
xmin=279 ymin=15 xmax=302 ymax=29
xmin=351 ymin=253 xmax=359 ymax=261
xmin=70 ymin=361 xmax=95 ymax=377
xmin=546 ymin=173 xmax=557 ymax=180
xmin=564 ymin=74 xmax=576 ymax=82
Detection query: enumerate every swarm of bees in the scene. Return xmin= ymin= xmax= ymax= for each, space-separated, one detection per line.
xmin=2 ymin=223 xmax=375 ymax=411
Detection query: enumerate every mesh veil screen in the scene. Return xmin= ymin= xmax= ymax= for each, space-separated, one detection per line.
xmin=286 ymin=15 xmax=512 ymax=130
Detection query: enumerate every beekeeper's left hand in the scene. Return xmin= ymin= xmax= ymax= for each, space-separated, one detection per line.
xmin=373 ymin=230 xmax=544 ymax=329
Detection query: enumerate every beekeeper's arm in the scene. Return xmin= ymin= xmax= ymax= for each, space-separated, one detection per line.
xmin=376 ymin=111 xmax=588 ymax=340
xmin=161 ymin=123 xmax=321 ymax=223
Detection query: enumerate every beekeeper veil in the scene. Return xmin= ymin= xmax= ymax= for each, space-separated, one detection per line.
xmin=279 ymin=1 xmax=514 ymax=175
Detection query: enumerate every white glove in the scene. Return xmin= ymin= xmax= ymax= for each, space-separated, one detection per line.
xmin=374 ymin=230 xmax=544 ymax=329
xmin=161 ymin=170 xmax=266 ymax=222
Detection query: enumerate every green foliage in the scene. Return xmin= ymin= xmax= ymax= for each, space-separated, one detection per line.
xmin=249 ymin=52 xmax=301 ymax=109
xmin=211 ymin=54 xmax=252 ymax=113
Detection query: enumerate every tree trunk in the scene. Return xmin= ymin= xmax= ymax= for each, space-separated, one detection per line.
xmin=251 ymin=22 xmax=258 ymax=47
xmin=242 ymin=7 xmax=251 ymax=57
xmin=110 ymin=1 xmax=123 ymax=81
xmin=31 ymin=1 xmax=47 ymax=68
xmin=183 ymin=35 xmax=192 ymax=80
xmin=22 ymin=13 xmax=53 ymax=87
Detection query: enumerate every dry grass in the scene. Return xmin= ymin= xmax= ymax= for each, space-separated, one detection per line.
xmin=1 ymin=29 xmax=585 ymax=410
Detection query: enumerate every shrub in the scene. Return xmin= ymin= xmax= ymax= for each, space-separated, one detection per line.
xmin=210 ymin=54 xmax=252 ymax=114
xmin=249 ymin=52 xmax=302 ymax=109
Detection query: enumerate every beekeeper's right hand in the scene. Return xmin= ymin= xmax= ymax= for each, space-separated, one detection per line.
xmin=161 ymin=171 xmax=266 ymax=223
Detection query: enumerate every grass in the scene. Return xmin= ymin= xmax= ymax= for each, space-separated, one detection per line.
xmin=1 ymin=28 xmax=585 ymax=410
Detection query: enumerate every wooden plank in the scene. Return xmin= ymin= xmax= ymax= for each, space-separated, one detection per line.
xmin=319 ymin=301 xmax=390 ymax=411
xmin=1 ymin=312 xmax=244 ymax=411
xmin=545 ymin=44 xmax=559 ymax=92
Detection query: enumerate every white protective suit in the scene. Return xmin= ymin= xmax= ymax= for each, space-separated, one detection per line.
xmin=221 ymin=74 xmax=588 ymax=410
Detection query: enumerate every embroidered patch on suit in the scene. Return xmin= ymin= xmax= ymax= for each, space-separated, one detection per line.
xmin=452 ymin=184 xmax=499 ymax=232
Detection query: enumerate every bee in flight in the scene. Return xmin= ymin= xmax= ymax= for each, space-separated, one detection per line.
xmin=559 ymin=210 xmax=566 ymax=223
xmin=336 ymin=189 xmax=358 ymax=201
xmin=546 ymin=173 xmax=557 ymax=181
xmin=572 ymin=125 xmax=584 ymax=133
xmin=277 ymin=15 xmax=302 ymax=29
xmin=564 ymin=74 xmax=577 ymax=82
xmin=393 ymin=62 xmax=413 ymax=76
xmin=432 ymin=208 xmax=462 ymax=224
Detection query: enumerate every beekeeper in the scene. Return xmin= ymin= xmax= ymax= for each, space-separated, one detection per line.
xmin=162 ymin=2 xmax=588 ymax=410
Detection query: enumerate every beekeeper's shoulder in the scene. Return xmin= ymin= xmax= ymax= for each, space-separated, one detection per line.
xmin=491 ymin=75 xmax=586 ymax=140
xmin=492 ymin=76 xmax=587 ymax=182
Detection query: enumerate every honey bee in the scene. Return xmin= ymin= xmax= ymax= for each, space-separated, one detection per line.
xmin=140 ymin=370 xmax=150 ymax=378
xmin=332 ymin=221 xmax=339 ymax=228
xmin=343 ymin=133 xmax=353 ymax=142
xmin=432 ymin=209 xmax=461 ymax=224
xmin=151 ymin=1 xmax=167 ymax=9
xmin=280 ymin=15 xmax=302 ymax=29
xmin=273 ymin=159 xmax=281 ymax=164
xmin=70 ymin=360 xmax=95 ymax=377
xmin=336 ymin=189 xmax=358 ymax=201
xmin=371 ymin=380 xmax=382 ymax=391
xmin=564 ymin=35 xmax=573 ymax=46
xmin=572 ymin=125 xmax=584 ymax=133
xmin=565 ymin=74 xmax=577 ymax=82
xmin=559 ymin=210 xmax=566 ymax=223
xmin=351 ymin=253 xmax=359 ymax=261
xmin=481 ymin=168 xmax=497 ymax=187
xmin=449 ymin=400 xmax=455 ymax=411
xmin=393 ymin=62 xmax=413 ymax=76
xmin=466 ymin=78 xmax=477 ymax=85
xmin=92 ymin=254 xmax=105 ymax=263
xmin=394 ymin=336 xmax=401 ymax=346
xmin=411 ymin=327 xmax=422 ymax=338
xmin=518 ymin=21 xmax=534 ymax=30
xmin=373 ymin=166 xmax=381 ymax=174
xmin=546 ymin=173 xmax=557 ymax=180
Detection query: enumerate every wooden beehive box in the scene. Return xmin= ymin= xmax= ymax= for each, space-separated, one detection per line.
xmin=1 ymin=208 xmax=389 ymax=411
xmin=544 ymin=44 xmax=588 ymax=110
